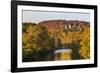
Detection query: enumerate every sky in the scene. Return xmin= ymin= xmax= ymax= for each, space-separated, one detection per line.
xmin=22 ymin=10 xmax=90 ymax=23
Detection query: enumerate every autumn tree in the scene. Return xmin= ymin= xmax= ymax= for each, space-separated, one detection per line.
xmin=22 ymin=23 xmax=36 ymax=32
xmin=79 ymin=27 xmax=90 ymax=59
xmin=22 ymin=23 xmax=56 ymax=61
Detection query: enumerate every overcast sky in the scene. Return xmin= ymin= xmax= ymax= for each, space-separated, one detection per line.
xmin=22 ymin=10 xmax=90 ymax=23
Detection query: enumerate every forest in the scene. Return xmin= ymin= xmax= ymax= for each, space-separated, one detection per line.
xmin=22 ymin=20 xmax=90 ymax=62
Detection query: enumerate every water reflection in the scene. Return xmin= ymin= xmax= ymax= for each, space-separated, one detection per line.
xmin=54 ymin=49 xmax=72 ymax=60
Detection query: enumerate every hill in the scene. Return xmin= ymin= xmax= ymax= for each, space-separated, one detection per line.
xmin=39 ymin=20 xmax=90 ymax=31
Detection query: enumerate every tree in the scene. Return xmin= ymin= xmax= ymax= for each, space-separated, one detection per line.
xmin=79 ymin=27 xmax=90 ymax=59
xmin=22 ymin=23 xmax=55 ymax=61
xmin=23 ymin=24 xmax=49 ymax=49
xmin=22 ymin=22 xmax=36 ymax=32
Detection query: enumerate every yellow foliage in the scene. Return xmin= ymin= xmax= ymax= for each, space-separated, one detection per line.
xmin=79 ymin=27 xmax=90 ymax=59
